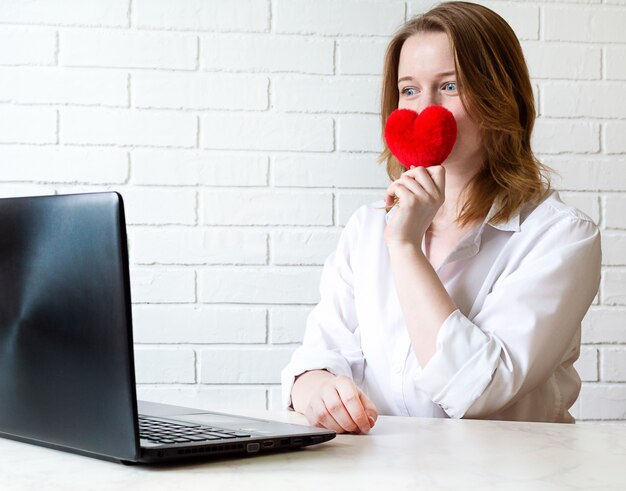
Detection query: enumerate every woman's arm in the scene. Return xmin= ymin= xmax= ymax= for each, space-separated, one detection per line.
xmin=383 ymin=165 xmax=601 ymax=419
xmin=281 ymin=206 xmax=379 ymax=432
xmin=386 ymin=241 xmax=457 ymax=366
xmin=383 ymin=164 xmax=456 ymax=366
xmin=411 ymin=217 xmax=601 ymax=419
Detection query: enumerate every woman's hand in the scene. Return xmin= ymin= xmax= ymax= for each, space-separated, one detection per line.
xmin=383 ymin=165 xmax=446 ymax=248
xmin=299 ymin=373 xmax=378 ymax=434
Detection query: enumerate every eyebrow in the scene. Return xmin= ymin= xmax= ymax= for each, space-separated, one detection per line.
xmin=397 ymin=71 xmax=456 ymax=84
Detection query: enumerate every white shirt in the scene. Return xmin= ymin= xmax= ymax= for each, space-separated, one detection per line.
xmin=281 ymin=190 xmax=602 ymax=423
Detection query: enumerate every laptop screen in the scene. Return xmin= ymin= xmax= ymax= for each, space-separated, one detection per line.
xmin=0 ymin=192 xmax=140 ymax=461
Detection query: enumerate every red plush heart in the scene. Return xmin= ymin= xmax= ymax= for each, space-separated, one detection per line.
xmin=384 ymin=106 xmax=457 ymax=169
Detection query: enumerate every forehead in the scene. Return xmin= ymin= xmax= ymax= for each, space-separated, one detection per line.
xmin=398 ymin=32 xmax=455 ymax=77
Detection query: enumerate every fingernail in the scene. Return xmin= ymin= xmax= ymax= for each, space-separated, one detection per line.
xmin=368 ymin=416 xmax=375 ymax=426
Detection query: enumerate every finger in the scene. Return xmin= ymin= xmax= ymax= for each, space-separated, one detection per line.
xmin=389 ymin=181 xmax=418 ymax=207
xmin=307 ymin=396 xmax=345 ymax=433
xmin=358 ymin=390 xmax=379 ymax=426
xmin=415 ymin=167 xmax=441 ymax=198
xmin=384 ymin=181 xmax=402 ymax=205
xmin=321 ymin=385 xmax=361 ymax=433
xmin=384 ymin=181 xmax=401 ymax=207
xmin=386 ymin=171 xmax=418 ymax=199
xmin=405 ymin=164 xmax=444 ymax=183
xmin=400 ymin=167 xmax=441 ymax=199
xmin=335 ymin=380 xmax=372 ymax=434
xmin=427 ymin=165 xmax=446 ymax=192
xmin=399 ymin=171 xmax=436 ymax=202
xmin=385 ymin=180 xmax=416 ymax=204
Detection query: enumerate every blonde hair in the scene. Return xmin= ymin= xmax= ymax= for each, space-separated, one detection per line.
xmin=378 ymin=1 xmax=553 ymax=225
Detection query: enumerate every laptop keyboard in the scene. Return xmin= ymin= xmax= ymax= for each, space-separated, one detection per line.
xmin=138 ymin=416 xmax=252 ymax=445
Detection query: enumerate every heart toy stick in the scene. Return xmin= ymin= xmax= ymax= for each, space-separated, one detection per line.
xmin=384 ymin=106 xmax=457 ymax=208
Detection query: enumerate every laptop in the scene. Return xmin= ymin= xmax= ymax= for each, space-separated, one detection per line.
xmin=0 ymin=192 xmax=335 ymax=464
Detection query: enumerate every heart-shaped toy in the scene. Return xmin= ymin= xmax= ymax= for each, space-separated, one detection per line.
xmin=384 ymin=106 xmax=457 ymax=169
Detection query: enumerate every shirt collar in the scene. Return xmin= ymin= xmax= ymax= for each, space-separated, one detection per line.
xmin=383 ymin=194 xmax=523 ymax=233
xmin=446 ymin=196 xmax=520 ymax=267
xmin=483 ymin=195 xmax=521 ymax=232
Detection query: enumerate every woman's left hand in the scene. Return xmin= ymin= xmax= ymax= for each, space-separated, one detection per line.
xmin=383 ymin=165 xmax=446 ymax=249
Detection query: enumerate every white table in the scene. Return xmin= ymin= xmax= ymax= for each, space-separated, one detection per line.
xmin=1 ymin=410 xmax=625 ymax=491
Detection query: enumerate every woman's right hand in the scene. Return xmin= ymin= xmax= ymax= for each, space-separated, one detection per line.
xmin=293 ymin=371 xmax=378 ymax=434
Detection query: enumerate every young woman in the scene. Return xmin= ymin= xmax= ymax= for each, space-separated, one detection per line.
xmin=281 ymin=1 xmax=601 ymax=433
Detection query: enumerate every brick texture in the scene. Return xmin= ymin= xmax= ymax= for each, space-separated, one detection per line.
xmin=0 ymin=0 xmax=624 ymax=420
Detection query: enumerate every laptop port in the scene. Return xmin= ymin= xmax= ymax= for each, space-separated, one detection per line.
xmin=246 ymin=443 xmax=260 ymax=453
xmin=262 ymin=441 xmax=275 ymax=449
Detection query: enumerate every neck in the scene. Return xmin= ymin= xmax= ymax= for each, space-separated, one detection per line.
xmin=429 ymin=155 xmax=483 ymax=232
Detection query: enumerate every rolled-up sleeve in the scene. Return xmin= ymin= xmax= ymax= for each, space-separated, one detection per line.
xmin=281 ymin=210 xmax=365 ymax=410
xmin=414 ymin=217 xmax=602 ymax=419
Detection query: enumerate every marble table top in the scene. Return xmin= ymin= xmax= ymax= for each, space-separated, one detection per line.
xmin=1 ymin=410 xmax=625 ymax=491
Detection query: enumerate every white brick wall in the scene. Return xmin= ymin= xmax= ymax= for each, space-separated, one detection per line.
xmin=60 ymin=30 xmax=198 ymax=69
xmin=0 ymin=67 xmax=128 ymax=106
xmin=0 ymin=106 xmax=57 ymax=143
xmin=0 ymin=0 xmax=129 ymax=27
xmin=1 ymin=0 xmax=624 ymax=421
xmin=0 ymin=29 xmax=56 ymax=65
xmin=200 ymin=34 xmax=334 ymax=73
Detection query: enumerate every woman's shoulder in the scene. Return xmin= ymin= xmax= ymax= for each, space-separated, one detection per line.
xmin=520 ymin=190 xmax=599 ymax=238
xmin=524 ymin=190 xmax=595 ymax=222
xmin=336 ymin=199 xmax=389 ymax=251
xmin=344 ymin=199 xmax=389 ymax=229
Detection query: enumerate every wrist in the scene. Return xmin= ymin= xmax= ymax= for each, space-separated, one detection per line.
xmin=386 ymin=240 xmax=424 ymax=256
xmin=291 ymin=369 xmax=334 ymax=413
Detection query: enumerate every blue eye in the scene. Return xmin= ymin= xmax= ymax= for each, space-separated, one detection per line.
xmin=401 ymin=87 xmax=417 ymax=96
xmin=443 ymin=82 xmax=457 ymax=92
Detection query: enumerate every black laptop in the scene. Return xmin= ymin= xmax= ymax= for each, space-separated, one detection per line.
xmin=0 ymin=192 xmax=334 ymax=464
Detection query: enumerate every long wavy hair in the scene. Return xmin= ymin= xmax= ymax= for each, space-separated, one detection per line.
xmin=378 ymin=1 xmax=553 ymax=225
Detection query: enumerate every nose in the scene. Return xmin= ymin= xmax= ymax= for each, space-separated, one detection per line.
xmin=398 ymin=90 xmax=443 ymax=113
xmin=415 ymin=90 xmax=441 ymax=113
